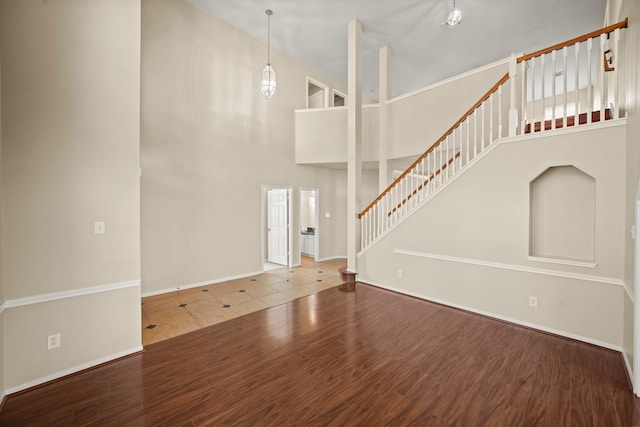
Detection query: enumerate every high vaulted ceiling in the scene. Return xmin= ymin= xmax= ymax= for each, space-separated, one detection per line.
xmin=185 ymin=0 xmax=607 ymax=99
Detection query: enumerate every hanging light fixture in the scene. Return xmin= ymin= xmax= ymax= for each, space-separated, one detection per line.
xmin=444 ymin=0 xmax=462 ymax=28
xmin=260 ymin=9 xmax=277 ymax=99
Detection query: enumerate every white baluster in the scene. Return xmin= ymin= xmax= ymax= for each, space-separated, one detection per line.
xmin=540 ymin=54 xmax=546 ymax=131
xmin=613 ymin=28 xmax=620 ymax=119
xmin=481 ymin=103 xmax=486 ymax=150
xmin=575 ymin=41 xmax=580 ymax=126
xmin=563 ymin=46 xmax=568 ymax=128
xmin=498 ymin=86 xmax=503 ymax=139
xmin=445 ymin=136 xmax=450 ymax=180
xmin=587 ymin=37 xmax=593 ymax=124
xmin=530 ymin=59 xmax=536 ymax=132
xmin=473 ymin=109 xmax=478 ymax=156
xmin=599 ymin=34 xmax=606 ymax=118
xmin=438 ymin=142 xmax=443 ymax=185
xmin=489 ymin=93 xmax=494 ymax=143
xmin=551 ymin=50 xmax=556 ymax=130
xmin=521 ymin=60 xmax=527 ymax=134
xmin=466 ymin=118 xmax=470 ymax=163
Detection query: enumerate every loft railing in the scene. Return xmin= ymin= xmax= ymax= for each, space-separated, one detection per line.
xmin=515 ymin=18 xmax=628 ymax=135
xmin=358 ymin=18 xmax=628 ymax=252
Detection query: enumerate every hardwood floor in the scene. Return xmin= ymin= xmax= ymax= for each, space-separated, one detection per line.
xmin=2 ymin=283 xmax=639 ymax=426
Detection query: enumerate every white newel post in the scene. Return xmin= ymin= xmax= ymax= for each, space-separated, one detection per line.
xmin=347 ymin=20 xmax=362 ymax=273
xmin=508 ymin=53 xmax=519 ymax=137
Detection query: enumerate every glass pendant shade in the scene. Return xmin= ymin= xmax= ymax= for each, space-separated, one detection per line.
xmin=261 ymin=63 xmax=277 ymax=99
xmin=446 ymin=8 xmax=462 ymax=27
xmin=261 ymin=9 xmax=276 ymax=99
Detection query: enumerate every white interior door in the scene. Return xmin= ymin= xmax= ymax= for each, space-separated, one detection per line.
xmin=268 ymin=189 xmax=289 ymax=265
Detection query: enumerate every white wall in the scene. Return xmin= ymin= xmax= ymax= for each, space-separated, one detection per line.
xmin=359 ymin=122 xmax=627 ymax=347
xmin=0 ymin=0 xmax=142 ymax=392
xmin=141 ymin=0 xmax=351 ymax=294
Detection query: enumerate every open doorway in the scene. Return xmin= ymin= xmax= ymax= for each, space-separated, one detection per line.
xmin=307 ymin=78 xmax=328 ymax=109
xmin=299 ymin=188 xmax=319 ymax=262
xmin=262 ymin=186 xmax=293 ymax=272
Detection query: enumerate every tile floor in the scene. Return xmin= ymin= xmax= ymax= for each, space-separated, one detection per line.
xmin=141 ymin=257 xmax=347 ymax=345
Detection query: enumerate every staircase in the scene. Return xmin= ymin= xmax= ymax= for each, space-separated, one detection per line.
xmin=358 ymin=18 xmax=628 ymax=254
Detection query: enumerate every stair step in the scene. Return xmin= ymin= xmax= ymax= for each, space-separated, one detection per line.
xmin=525 ymin=109 xmax=612 ymax=133
xmin=338 ymin=267 xmax=357 ymax=284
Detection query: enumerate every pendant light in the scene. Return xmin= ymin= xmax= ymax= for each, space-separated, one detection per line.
xmin=444 ymin=0 xmax=462 ymax=28
xmin=261 ymin=9 xmax=277 ymax=99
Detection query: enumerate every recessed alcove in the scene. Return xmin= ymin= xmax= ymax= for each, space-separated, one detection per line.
xmin=529 ymin=165 xmax=595 ymax=264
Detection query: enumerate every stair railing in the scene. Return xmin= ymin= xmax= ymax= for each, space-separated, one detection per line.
xmin=359 ymin=73 xmax=510 ymax=249
xmin=359 ymin=18 xmax=628 ymax=252
xmin=515 ymin=18 xmax=628 ymax=135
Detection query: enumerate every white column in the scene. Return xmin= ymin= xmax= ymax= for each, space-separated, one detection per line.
xmin=378 ymin=46 xmax=391 ymax=193
xmin=347 ymin=20 xmax=362 ymax=273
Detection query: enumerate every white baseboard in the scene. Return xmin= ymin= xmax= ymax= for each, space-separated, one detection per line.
xmin=142 ymin=271 xmax=263 ymax=298
xmin=359 ymin=278 xmax=621 ymax=352
xmin=315 ymin=255 xmax=347 ymax=262
xmin=4 ymin=346 xmax=144 ymax=396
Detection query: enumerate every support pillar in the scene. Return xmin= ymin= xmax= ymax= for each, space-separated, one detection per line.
xmin=378 ymin=46 xmax=391 ymax=192
xmin=346 ymin=20 xmax=362 ymax=273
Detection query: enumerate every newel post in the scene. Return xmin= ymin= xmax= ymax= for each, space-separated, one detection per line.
xmin=508 ymin=53 xmax=519 ymax=137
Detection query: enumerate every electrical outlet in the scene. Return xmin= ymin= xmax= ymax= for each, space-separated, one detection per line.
xmin=47 ymin=333 xmax=61 ymax=350
xmin=529 ymin=296 xmax=538 ymax=308
xmin=397 ymin=270 xmax=403 ymax=278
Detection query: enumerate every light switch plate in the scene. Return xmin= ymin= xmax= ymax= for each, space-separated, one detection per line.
xmin=94 ymin=221 xmax=106 ymax=235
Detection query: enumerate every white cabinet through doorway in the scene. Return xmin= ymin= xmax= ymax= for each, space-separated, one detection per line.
xmin=300 ymin=234 xmax=315 ymax=257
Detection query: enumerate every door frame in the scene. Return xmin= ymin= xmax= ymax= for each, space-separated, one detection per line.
xmin=634 ymin=179 xmax=640 ymax=395
xmin=262 ymin=185 xmax=293 ymax=269
xmin=299 ymin=187 xmax=320 ymax=261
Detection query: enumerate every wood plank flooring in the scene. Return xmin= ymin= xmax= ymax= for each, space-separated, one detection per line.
xmin=2 ymin=282 xmax=640 ymax=426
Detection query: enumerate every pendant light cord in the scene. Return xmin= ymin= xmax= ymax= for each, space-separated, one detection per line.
xmin=266 ymin=9 xmax=272 ymax=66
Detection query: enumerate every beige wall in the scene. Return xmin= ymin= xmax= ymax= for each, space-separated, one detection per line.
xmin=0 ymin=49 xmax=4 ymax=400
xmin=359 ymin=123 xmax=627 ymax=347
xmin=388 ymin=60 xmax=509 ymax=159
xmin=141 ymin=0 xmax=350 ymax=294
xmin=0 ymin=0 xmax=141 ymax=391
xmin=295 ymin=105 xmax=380 ymax=165
xmin=617 ymin=0 xmax=640 ymax=376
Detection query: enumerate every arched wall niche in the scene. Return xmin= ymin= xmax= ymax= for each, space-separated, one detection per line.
xmin=529 ymin=165 xmax=596 ymax=262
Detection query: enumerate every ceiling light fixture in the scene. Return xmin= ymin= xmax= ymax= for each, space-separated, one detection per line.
xmin=444 ymin=0 xmax=462 ymax=28
xmin=260 ymin=9 xmax=277 ymax=99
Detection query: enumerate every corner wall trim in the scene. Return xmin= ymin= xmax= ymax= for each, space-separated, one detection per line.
xmin=394 ymin=249 xmax=624 ymax=287
xmin=4 ymin=280 xmax=141 ymax=309
xmin=4 ymin=346 xmax=144 ymax=396
xmin=360 ymin=278 xmax=621 ymax=352
xmin=623 ymin=351 xmax=634 ymax=394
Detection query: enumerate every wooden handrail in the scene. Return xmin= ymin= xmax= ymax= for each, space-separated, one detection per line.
xmin=387 ymin=152 xmax=461 ymax=217
xmin=517 ymin=18 xmax=628 ymax=63
xmin=358 ymin=72 xmax=509 ymax=219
